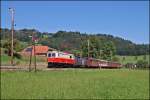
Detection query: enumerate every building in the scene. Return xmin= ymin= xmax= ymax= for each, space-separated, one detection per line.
xmin=21 ymin=46 xmax=56 ymax=56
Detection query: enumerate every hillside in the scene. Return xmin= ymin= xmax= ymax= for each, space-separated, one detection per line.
xmin=1 ymin=28 xmax=149 ymax=56
xmin=117 ymin=55 xmax=149 ymax=65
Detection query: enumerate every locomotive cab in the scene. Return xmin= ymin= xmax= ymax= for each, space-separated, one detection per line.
xmin=47 ymin=51 xmax=57 ymax=58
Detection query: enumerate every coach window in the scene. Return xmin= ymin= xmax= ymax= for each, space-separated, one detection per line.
xmin=48 ymin=53 xmax=51 ymax=57
xmin=52 ymin=53 xmax=55 ymax=57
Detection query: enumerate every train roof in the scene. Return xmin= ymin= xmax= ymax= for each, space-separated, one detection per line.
xmin=47 ymin=50 xmax=74 ymax=55
xmin=85 ymin=57 xmax=121 ymax=64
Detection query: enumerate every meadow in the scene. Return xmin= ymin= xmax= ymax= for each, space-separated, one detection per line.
xmin=1 ymin=54 xmax=46 ymax=66
xmin=1 ymin=69 xmax=149 ymax=99
xmin=117 ymin=55 xmax=149 ymax=64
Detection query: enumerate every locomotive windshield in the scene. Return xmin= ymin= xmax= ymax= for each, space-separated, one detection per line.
xmin=52 ymin=53 xmax=55 ymax=57
xmin=70 ymin=56 xmax=72 ymax=59
xmin=48 ymin=53 xmax=51 ymax=57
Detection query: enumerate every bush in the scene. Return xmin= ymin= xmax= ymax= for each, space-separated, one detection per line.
xmin=15 ymin=61 xmax=20 ymax=65
xmin=13 ymin=52 xmax=22 ymax=59
xmin=112 ymin=56 xmax=120 ymax=62
xmin=125 ymin=63 xmax=135 ymax=69
xmin=136 ymin=60 xmax=149 ymax=69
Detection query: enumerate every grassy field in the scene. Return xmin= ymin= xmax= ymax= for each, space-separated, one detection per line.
xmin=1 ymin=47 xmax=46 ymax=66
xmin=1 ymin=69 xmax=149 ymax=99
xmin=117 ymin=55 xmax=149 ymax=64
xmin=1 ymin=54 xmax=46 ymax=66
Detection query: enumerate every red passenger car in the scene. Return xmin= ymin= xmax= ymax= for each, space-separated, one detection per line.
xmin=85 ymin=58 xmax=121 ymax=68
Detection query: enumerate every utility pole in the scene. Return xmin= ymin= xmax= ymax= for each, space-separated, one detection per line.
xmin=80 ymin=37 xmax=83 ymax=58
xmin=33 ymin=32 xmax=37 ymax=72
xmin=29 ymin=35 xmax=32 ymax=72
xmin=9 ymin=8 xmax=14 ymax=66
xmin=28 ymin=32 xmax=37 ymax=72
xmin=99 ymin=50 xmax=101 ymax=59
xmin=29 ymin=46 xmax=32 ymax=72
xmin=99 ymin=50 xmax=103 ymax=59
xmin=87 ymin=39 xmax=90 ymax=58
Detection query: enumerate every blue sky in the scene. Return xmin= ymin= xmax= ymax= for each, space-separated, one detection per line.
xmin=1 ymin=1 xmax=149 ymax=44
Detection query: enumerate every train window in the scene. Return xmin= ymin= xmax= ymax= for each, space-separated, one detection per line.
xmin=48 ymin=53 xmax=51 ymax=57
xmin=52 ymin=53 xmax=55 ymax=57
xmin=70 ymin=56 xmax=72 ymax=59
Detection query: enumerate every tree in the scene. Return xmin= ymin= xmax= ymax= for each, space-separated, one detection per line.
xmin=2 ymin=39 xmax=22 ymax=59
xmin=134 ymin=56 xmax=138 ymax=60
xmin=81 ymin=36 xmax=116 ymax=60
xmin=2 ymin=28 xmax=149 ymax=56
xmin=122 ymin=56 xmax=126 ymax=62
xmin=136 ymin=60 xmax=148 ymax=69
xmin=3 ymin=39 xmax=11 ymax=56
xmin=81 ymin=36 xmax=100 ymax=58
xmin=143 ymin=55 xmax=146 ymax=60
xmin=112 ymin=56 xmax=120 ymax=62
xmin=101 ymin=41 xmax=116 ymax=61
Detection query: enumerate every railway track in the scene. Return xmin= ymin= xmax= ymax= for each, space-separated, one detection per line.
xmin=0 ymin=66 xmax=28 ymax=71
xmin=0 ymin=66 xmax=78 ymax=71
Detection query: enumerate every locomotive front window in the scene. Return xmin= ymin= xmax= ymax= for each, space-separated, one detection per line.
xmin=48 ymin=53 xmax=51 ymax=57
xmin=52 ymin=53 xmax=55 ymax=57
xmin=70 ymin=56 xmax=72 ymax=59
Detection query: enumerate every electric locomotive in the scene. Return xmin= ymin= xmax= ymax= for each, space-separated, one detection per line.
xmin=47 ymin=51 xmax=75 ymax=67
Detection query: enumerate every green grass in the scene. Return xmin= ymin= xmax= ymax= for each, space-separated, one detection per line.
xmin=1 ymin=54 xmax=11 ymax=62
xmin=117 ymin=55 xmax=149 ymax=64
xmin=1 ymin=69 xmax=149 ymax=99
xmin=1 ymin=54 xmax=20 ymax=65
xmin=1 ymin=54 xmax=46 ymax=65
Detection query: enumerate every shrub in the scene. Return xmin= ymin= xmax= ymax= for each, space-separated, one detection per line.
xmin=136 ymin=60 xmax=149 ymax=69
xmin=13 ymin=52 xmax=22 ymax=59
xmin=112 ymin=56 xmax=120 ymax=62
xmin=125 ymin=63 xmax=135 ymax=69
xmin=15 ymin=61 xmax=20 ymax=65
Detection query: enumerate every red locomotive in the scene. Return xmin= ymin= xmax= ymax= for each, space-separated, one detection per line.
xmin=47 ymin=51 xmax=75 ymax=67
xmin=47 ymin=51 xmax=121 ymax=68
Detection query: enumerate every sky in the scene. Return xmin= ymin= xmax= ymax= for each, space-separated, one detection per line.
xmin=1 ymin=1 xmax=149 ymax=44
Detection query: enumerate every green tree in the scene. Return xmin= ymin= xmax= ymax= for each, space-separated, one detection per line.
xmin=3 ymin=39 xmax=22 ymax=59
xmin=112 ymin=56 xmax=120 ymax=62
xmin=136 ymin=60 xmax=148 ymax=69
xmin=122 ymin=56 xmax=126 ymax=61
xmin=81 ymin=36 xmax=116 ymax=60
xmin=3 ymin=39 xmax=11 ymax=56
xmin=81 ymin=36 xmax=100 ymax=58
xmin=143 ymin=55 xmax=146 ymax=60
xmin=101 ymin=41 xmax=116 ymax=61
xmin=134 ymin=56 xmax=138 ymax=60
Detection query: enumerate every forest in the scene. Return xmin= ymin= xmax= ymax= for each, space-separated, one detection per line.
xmin=1 ymin=28 xmax=149 ymax=57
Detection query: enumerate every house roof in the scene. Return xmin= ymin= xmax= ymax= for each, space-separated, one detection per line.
xmin=21 ymin=45 xmax=58 ymax=56
xmin=22 ymin=46 xmax=50 ymax=54
xmin=33 ymin=46 xmax=49 ymax=54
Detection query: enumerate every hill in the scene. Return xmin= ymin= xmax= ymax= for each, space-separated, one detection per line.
xmin=1 ymin=28 xmax=149 ymax=56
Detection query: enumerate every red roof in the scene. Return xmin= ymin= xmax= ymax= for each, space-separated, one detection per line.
xmin=32 ymin=46 xmax=49 ymax=54
xmin=22 ymin=46 xmax=49 ymax=55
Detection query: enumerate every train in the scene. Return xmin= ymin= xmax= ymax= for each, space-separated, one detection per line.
xmin=47 ymin=51 xmax=122 ymax=68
